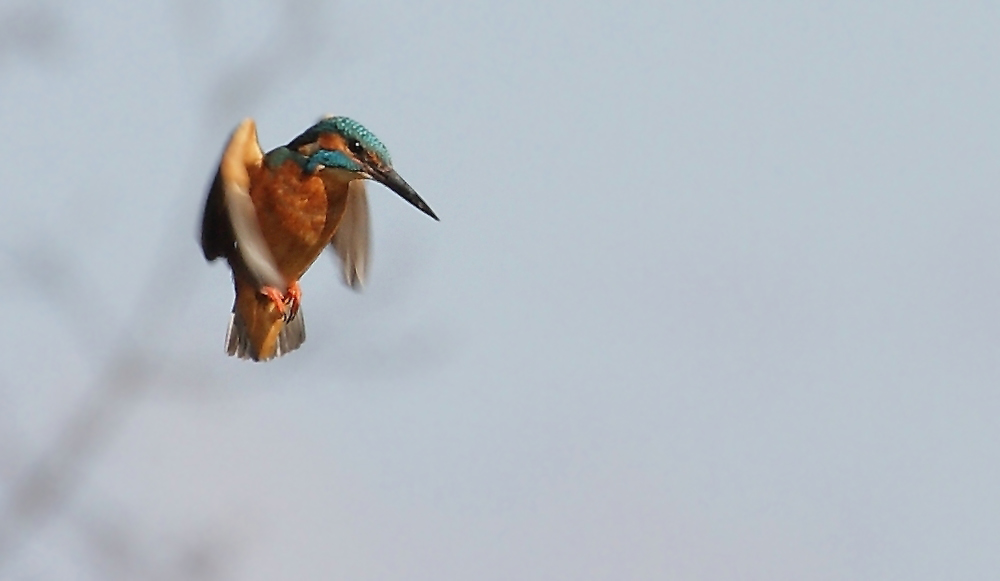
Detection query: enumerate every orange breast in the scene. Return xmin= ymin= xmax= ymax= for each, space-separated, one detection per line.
xmin=248 ymin=161 xmax=350 ymax=281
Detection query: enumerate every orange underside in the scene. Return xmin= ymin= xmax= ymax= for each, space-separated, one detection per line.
xmin=234 ymin=160 xmax=351 ymax=359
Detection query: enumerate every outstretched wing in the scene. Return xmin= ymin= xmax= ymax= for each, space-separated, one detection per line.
xmin=200 ymin=118 xmax=286 ymax=291
xmin=330 ymin=180 xmax=371 ymax=289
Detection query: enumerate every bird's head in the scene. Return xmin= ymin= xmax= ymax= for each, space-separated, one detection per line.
xmin=288 ymin=116 xmax=438 ymax=220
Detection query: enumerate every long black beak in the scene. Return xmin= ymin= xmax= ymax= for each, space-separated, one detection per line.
xmin=374 ymin=168 xmax=439 ymax=221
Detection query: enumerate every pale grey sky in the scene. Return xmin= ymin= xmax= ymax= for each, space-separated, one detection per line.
xmin=1 ymin=1 xmax=998 ymax=579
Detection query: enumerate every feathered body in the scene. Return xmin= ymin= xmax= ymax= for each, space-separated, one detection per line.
xmin=200 ymin=117 xmax=437 ymax=362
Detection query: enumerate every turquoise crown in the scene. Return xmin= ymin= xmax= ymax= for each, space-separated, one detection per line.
xmin=287 ymin=116 xmax=393 ymax=166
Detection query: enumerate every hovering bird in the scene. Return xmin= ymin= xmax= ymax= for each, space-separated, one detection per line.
xmin=200 ymin=116 xmax=438 ymax=362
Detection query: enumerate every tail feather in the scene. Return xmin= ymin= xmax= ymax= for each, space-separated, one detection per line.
xmin=225 ymin=312 xmax=251 ymax=358
xmin=276 ymin=310 xmax=306 ymax=357
xmin=225 ymin=307 xmax=306 ymax=362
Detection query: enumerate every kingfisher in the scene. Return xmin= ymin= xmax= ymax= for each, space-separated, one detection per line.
xmin=200 ymin=116 xmax=438 ymax=362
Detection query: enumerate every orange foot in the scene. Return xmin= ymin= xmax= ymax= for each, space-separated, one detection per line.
xmin=261 ymin=282 xmax=302 ymax=322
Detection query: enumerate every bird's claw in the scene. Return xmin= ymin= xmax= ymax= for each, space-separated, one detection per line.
xmin=285 ymin=281 xmax=302 ymax=321
xmin=261 ymin=282 xmax=302 ymax=322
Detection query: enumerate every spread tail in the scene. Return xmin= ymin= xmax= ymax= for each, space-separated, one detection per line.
xmin=226 ymin=285 xmax=306 ymax=361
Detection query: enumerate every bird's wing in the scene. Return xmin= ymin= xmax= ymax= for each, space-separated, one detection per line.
xmin=330 ymin=180 xmax=371 ymax=290
xmin=200 ymin=118 xmax=286 ymax=290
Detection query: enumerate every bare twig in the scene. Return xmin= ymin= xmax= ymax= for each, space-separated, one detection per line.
xmin=0 ymin=0 xmax=337 ymax=576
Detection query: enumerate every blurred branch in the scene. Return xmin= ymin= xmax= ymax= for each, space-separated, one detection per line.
xmin=0 ymin=351 xmax=151 ymax=569
xmin=209 ymin=0 xmax=334 ymax=115
xmin=73 ymin=504 xmax=239 ymax=581
xmin=0 ymin=0 xmax=339 ymax=577
xmin=0 ymin=3 xmax=69 ymax=66
xmin=0 ymin=371 xmax=22 ymax=483
xmin=7 ymin=239 xmax=118 ymax=358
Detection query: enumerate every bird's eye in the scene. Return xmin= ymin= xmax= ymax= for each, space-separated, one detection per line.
xmin=348 ymin=139 xmax=364 ymax=155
